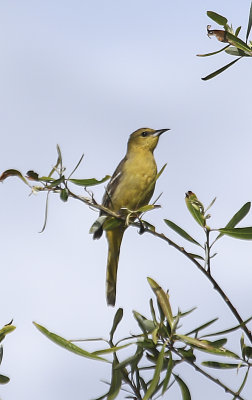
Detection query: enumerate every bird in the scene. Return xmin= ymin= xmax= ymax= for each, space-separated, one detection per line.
xmin=91 ymin=127 xmax=169 ymax=306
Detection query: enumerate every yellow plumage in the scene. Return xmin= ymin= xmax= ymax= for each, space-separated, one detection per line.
xmin=92 ymin=127 xmax=169 ymax=306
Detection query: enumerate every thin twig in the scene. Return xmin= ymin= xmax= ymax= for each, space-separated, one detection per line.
xmin=172 ymin=348 xmax=246 ymax=400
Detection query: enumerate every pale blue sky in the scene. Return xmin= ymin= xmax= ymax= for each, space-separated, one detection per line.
xmin=0 ymin=1 xmax=252 ymax=399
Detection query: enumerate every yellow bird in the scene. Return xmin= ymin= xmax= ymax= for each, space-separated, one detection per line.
xmin=91 ymin=127 xmax=169 ymax=306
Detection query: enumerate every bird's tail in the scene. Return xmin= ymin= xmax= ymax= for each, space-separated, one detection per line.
xmin=106 ymin=228 xmax=125 ymax=306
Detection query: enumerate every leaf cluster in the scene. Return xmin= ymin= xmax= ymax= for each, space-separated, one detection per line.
xmin=34 ymin=278 xmax=251 ymax=400
xmin=198 ymin=2 xmax=252 ymax=80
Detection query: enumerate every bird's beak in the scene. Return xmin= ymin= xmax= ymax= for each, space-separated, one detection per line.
xmin=152 ymin=128 xmax=170 ymax=137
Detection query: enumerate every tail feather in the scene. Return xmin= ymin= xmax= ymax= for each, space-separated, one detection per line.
xmin=106 ymin=228 xmax=125 ymax=306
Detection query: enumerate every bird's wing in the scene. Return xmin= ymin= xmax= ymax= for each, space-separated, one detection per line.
xmin=102 ymin=156 xmax=127 ymax=210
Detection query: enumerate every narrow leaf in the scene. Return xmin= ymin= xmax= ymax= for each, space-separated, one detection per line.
xmin=225 ymin=47 xmax=251 ymax=57
xmin=202 ymin=57 xmax=242 ymax=81
xmin=187 ymin=253 xmax=204 ymax=261
xmin=234 ymin=367 xmax=250 ymax=399
xmin=0 ymin=346 xmax=3 ymax=365
xmin=0 ymin=325 xmax=16 ymax=342
xmin=0 ymin=169 xmax=29 ymax=185
xmin=203 ymin=316 xmax=252 ymax=337
xmin=218 ymin=227 xmax=252 ymax=240
xmin=137 ymin=204 xmax=160 ymax=213
xmin=69 ymin=175 xmax=110 ymax=187
xmin=156 ymin=163 xmax=167 ymax=181
xmin=39 ymin=191 xmax=50 ymax=233
xmin=48 ymin=144 xmax=62 ymax=178
xmin=147 ymin=278 xmax=173 ymax=329
xmin=92 ymin=343 xmax=131 ymax=356
xmin=143 ymin=345 xmax=165 ymax=400
xmin=220 ymin=202 xmax=251 ymax=234
xmin=33 ymin=322 xmax=107 ymax=362
xmin=226 ymin=32 xmax=252 ymax=54
xmin=207 ymin=11 xmax=228 ymax=26
xmin=186 ymin=318 xmax=218 ymax=336
xmin=68 ymin=153 xmax=84 ymax=180
xmin=164 ymin=219 xmax=201 ymax=246
xmin=177 ymin=335 xmax=239 ymax=358
xmin=202 ymin=361 xmax=243 ymax=369
xmin=107 ymin=361 xmax=122 ymax=400
xmin=110 ymin=308 xmax=123 ymax=342
xmin=235 ymin=26 xmax=242 ymax=37
xmin=246 ymin=0 xmax=252 ymax=42
xmin=0 ymin=374 xmax=10 ymax=384
xmin=103 ymin=217 xmax=123 ymax=231
xmin=197 ymin=45 xmax=230 ymax=57
xmin=162 ymin=352 xmax=173 ymax=394
xmin=174 ymin=374 xmax=191 ymax=400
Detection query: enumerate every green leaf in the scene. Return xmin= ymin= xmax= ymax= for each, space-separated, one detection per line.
xmin=221 ymin=202 xmax=251 ymax=231
xmin=103 ymin=217 xmax=123 ymax=231
xmin=197 ymin=45 xmax=230 ymax=57
xmin=107 ymin=360 xmax=122 ymax=400
xmin=48 ymin=144 xmax=62 ymax=178
xmin=147 ymin=278 xmax=173 ymax=329
xmin=156 ymin=163 xmax=167 ymax=181
xmin=202 ymin=361 xmax=243 ymax=369
xmin=0 ymin=169 xmax=29 ymax=185
xmin=174 ymin=374 xmax=191 ymax=400
xmin=218 ymin=227 xmax=252 ymax=240
xmin=69 ymin=175 xmax=110 ymax=187
xmin=33 ymin=322 xmax=108 ymax=362
xmin=226 ymin=32 xmax=252 ymax=54
xmin=92 ymin=343 xmax=131 ymax=356
xmin=225 ymin=47 xmax=251 ymax=57
xmin=164 ymin=219 xmax=201 ymax=246
xmin=143 ymin=345 xmax=165 ymax=400
xmin=207 ymin=11 xmax=228 ymax=26
xmin=185 ymin=192 xmax=205 ymax=227
xmin=243 ymin=345 xmax=252 ymax=359
xmin=133 ymin=311 xmax=155 ymax=334
xmin=178 ymin=348 xmax=196 ymax=362
xmin=149 ymin=299 xmax=158 ymax=325
xmin=203 ymin=316 xmax=252 ymax=337
xmin=246 ymin=1 xmax=252 ymax=42
xmin=187 ymin=253 xmax=204 ymax=261
xmin=234 ymin=367 xmax=250 ymax=399
xmin=60 ymin=188 xmax=69 ymax=202
xmin=110 ymin=308 xmax=123 ymax=342
xmin=137 ymin=204 xmax=160 ymax=213
xmin=235 ymin=26 xmax=242 ymax=36
xmin=0 ymin=374 xmax=10 ymax=384
xmin=202 ymin=57 xmax=242 ymax=81
xmin=39 ymin=192 xmax=50 ymax=233
xmin=68 ymin=153 xmax=84 ymax=180
xmin=186 ymin=318 xmax=218 ymax=336
xmin=177 ymin=335 xmax=239 ymax=358
xmin=0 ymin=345 xmax=3 ymax=365
xmin=0 ymin=325 xmax=16 ymax=343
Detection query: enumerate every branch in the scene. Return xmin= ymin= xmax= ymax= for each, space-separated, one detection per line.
xmin=172 ymin=348 xmax=246 ymax=400
xmin=64 ymin=190 xmax=252 ymax=344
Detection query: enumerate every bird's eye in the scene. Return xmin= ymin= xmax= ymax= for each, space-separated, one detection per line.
xmin=141 ymin=131 xmax=148 ymax=137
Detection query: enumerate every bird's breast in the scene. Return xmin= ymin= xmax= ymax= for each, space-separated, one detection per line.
xmin=112 ymin=152 xmax=157 ymax=211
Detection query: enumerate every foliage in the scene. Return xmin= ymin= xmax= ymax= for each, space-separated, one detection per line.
xmin=0 ymin=321 xmax=16 ymax=385
xmin=1 ymin=148 xmax=252 ymax=399
xmin=198 ymin=2 xmax=252 ymax=80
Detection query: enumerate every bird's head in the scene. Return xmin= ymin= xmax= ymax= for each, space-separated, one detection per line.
xmin=127 ymin=128 xmax=169 ymax=153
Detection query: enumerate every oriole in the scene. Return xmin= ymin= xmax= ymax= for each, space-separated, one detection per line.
xmin=91 ymin=127 xmax=169 ymax=306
